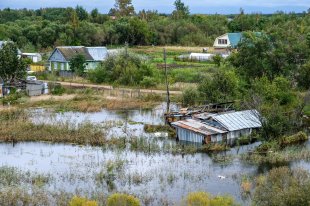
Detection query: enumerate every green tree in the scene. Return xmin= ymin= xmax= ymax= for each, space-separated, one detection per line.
xmin=75 ymin=5 xmax=88 ymax=21
xmin=172 ymin=0 xmax=190 ymax=19
xmin=229 ymin=32 xmax=275 ymax=80
xmin=245 ymin=76 xmax=301 ymax=140
xmin=182 ymin=87 xmax=199 ymax=106
xmin=69 ymin=54 xmax=86 ymax=76
xmin=198 ymin=68 xmax=239 ymax=103
xmin=0 ymin=42 xmax=26 ymax=82
xmin=114 ymin=0 xmax=135 ymax=16
xmin=212 ymin=54 xmax=223 ymax=67
xmin=297 ymin=60 xmax=310 ymax=90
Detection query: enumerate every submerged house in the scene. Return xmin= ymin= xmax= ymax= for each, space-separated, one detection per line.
xmin=48 ymin=46 xmax=108 ymax=71
xmin=172 ymin=110 xmax=261 ymax=144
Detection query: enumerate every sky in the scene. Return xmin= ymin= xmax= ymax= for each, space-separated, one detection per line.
xmin=0 ymin=0 xmax=309 ymax=14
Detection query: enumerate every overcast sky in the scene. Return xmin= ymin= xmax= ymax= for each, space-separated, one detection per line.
xmin=0 ymin=0 xmax=309 ymax=14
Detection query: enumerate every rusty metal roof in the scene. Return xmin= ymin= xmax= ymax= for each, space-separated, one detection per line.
xmin=172 ymin=119 xmax=227 ymax=136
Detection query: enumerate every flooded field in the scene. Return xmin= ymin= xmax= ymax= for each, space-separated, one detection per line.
xmin=1 ymin=103 xmax=310 ymax=205
xmin=30 ymin=103 xmax=176 ymax=138
xmin=0 ymin=142 xmax=260 ymax=205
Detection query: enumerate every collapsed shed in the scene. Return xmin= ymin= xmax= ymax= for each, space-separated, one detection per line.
xmin=171 ymin=110 xmax=261 ymax=144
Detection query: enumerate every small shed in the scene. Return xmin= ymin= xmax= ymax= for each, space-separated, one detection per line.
xmin=172 ymin=110 xmax=261 ymax=144
xmin=26 ymin=80 xmax=44 ymax=96
xmin=172 ymin=119 xmax=227 ymax=144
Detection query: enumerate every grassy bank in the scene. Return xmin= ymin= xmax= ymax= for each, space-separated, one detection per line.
xmin=10 ymin=89 xmax=165 ymax=112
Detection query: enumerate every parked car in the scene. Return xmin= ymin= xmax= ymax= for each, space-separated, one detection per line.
xmin=26 ymin=76 xmax=37 ymax=81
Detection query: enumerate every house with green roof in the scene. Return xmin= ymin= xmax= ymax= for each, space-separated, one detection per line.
xmin=213 ymin=33 xmax=242 ymax=49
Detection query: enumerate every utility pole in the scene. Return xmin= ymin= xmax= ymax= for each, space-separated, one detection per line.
xmin=164 ymin=48 xmax=170 ymax=113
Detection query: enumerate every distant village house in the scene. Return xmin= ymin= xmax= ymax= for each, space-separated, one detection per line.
xmin=213 ymin=33 xmax=242 ymax=50
xmin=48 ymin=46 xmax=108 ymax=71
xmin=21 ymin=53 xmax=42 ymax=63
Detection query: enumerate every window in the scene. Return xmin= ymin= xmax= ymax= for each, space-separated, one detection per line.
xmin=218 ymin=39 xmax=227 ymax=45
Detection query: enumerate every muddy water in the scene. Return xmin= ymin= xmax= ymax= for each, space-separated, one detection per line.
xmin=30 ymin=103 xmax=177 ymax=138
xmin=0 ymin=142 xmax=260 ymax=205
xmin=3 ymin=104 xmax=310 ymax=205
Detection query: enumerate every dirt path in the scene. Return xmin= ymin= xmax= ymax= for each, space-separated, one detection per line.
xmin=45 ymin=81 xmax=182 ymax=95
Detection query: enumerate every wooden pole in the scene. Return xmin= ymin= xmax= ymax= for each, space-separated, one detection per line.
xmin=164 ymin=48 xmax=170 ymax=113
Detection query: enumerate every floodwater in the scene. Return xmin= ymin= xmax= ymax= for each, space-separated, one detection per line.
xmin=30 ymin=103 xmax=177 ymax=138
xmin=0 ymin=142 xmax=260 ymax=205
xmin=2 ymin=103 xmax=310 ymax=205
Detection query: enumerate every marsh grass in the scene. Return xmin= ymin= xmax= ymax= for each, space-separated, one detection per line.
xmin=241 ymin=146 xmax=310 ymax=165
xmin=0 ymin=109 xmax=106 ymax=146
xmin=144 ymin=124 xmax=176 ymax=137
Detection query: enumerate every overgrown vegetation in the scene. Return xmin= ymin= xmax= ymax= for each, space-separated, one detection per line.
xmin=181 ymin=191 xmax=238 ymax=206
xmin=253 ymin=167 xmax=310 ymax=206
xmin=88 ymin=51 xmax=160 ymax=87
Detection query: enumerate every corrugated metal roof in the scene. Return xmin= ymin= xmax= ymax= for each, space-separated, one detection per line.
xmin=86 ymin=47 xmax=108 ymax=61
xmin=172 ymin=119 xmax=227 ymax=136
xmin=212 ymin=110 xmax=261 ymax=131
xmin=57 ymin=46 xmax=93 ymax=61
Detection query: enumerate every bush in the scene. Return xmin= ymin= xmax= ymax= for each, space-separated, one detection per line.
xmin=88 ymin=51 xmax=157 ymax=86
xmin=182 ymin=86 xmax=198 ymax=106
xmin=107 ymin=193 xmax=140 ymax=206
xmin=182 ymin=192 xmax=238 ymax=206
xmin=140 ymin=76 xmax=158 ymax=88
xmin=280 ymin=131 xmax=308 ymax=147
xmin=2 ymin=92 xmax=25 ymax=105
xmin=51 ymin=84 xmax=65 ymax=95
xmin=253 ymin=167 xmax=310 ymax=206
xmin=183 ymin=192 xmax=210 ymax=206
xmin=69 ymin=196 xmax=98 ymax=206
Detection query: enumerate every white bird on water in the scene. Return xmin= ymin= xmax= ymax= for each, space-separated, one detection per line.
xmin=218 ymin=175 xmax=226 ymax=179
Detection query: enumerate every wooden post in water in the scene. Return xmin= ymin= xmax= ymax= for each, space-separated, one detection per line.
xmin=164 ymin=48 xmax=170 ymax=113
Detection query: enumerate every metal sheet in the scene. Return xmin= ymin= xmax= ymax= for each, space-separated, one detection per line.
xmin=213 ymin=110 xmax=261 ymax=131
xmin=86 ymin=47 xmax=108 ymax=61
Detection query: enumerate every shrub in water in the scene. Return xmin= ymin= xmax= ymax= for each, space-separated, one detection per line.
xmin=280 ymin=131 xmax=308 ymax=147
xmin=107 ymin=193 xmax=140 ymax=206
xmin=253 ymin=167 xmax=310 ymax=206
xmin=182 ymin=192 xmax=238 ymax=206
xmin=69 ymin=196 xmax=98 ymax=206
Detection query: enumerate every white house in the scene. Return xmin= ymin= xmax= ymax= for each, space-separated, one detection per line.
xmin=213 ymin=33 xmax=242 ymax=49
xmin=22 ymin=53 xmax=42 ymax=63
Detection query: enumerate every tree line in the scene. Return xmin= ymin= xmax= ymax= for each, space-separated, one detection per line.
xmin=1 ymin=0 xmax=307 ymax=51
